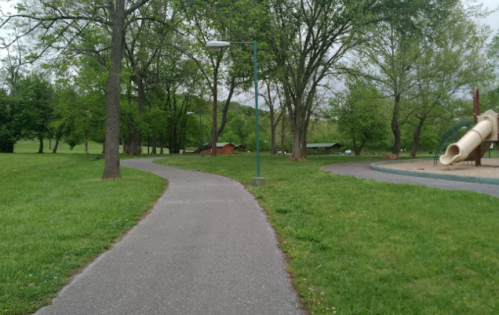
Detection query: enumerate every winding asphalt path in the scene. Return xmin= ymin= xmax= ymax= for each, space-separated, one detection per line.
xmin=36 ymin=158 xmax=303 ymax=315
xmin=322 ymin=161 xmax=499 ymax=198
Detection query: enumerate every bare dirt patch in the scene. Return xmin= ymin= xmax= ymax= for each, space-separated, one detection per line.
xmin=380 ymin=158 xmax=499 ymax=179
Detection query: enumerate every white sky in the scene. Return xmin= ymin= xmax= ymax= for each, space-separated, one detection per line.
xmin=477 ymin=0 xmax=499 ymax=34
xmin=1 ymin=1 xmax=498 ymax=54
xmin=1 ymin=0 xmax=498 ymax=103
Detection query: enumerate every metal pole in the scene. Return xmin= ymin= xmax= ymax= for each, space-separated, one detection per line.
xmin=199 ymin=113 xmax=203 ymax=156
xmin=254 ymin=40 xmax=260 ymax=177
xmin=474 ymin=87 xmax=481 ymax=167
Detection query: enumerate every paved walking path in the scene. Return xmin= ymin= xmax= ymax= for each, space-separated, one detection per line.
xmin=36 ymin=158 xmax=303 ymax=315
xmin=322 ymin=161 xmax=499 ymax=198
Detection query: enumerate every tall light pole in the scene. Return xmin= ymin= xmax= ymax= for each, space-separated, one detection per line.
xmin=206 ymin=40 xmax=264 ymax=186
xmin=187 ymin=112 xmax=204 ymax=157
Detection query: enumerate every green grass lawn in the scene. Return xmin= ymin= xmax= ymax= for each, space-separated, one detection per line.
xmin=157 ymin=154 xmax=499 ymax=315
xmin=0 ymin=153 xmax=167 ymax=315
xmin=13 ymin=139 xmax=171 ymax=155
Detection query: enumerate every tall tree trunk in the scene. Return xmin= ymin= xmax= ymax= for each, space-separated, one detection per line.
xmin=216 ymin=78 xmax=236 ymax=138
xmin=102 ymin=0 xmax=126 ymax=179
xmin=410 ymin=116 xmax=426 ymax=158
xmin=280 ymin=110 xmax=285 ymax=155
xmin=301 ymin=127 xmax=308 ymax=158
xmin=128 ymin=71 xmax=146 ymax=156
xmin=291 ymin=130 xmax=303 ymax=160
xmin=53 ymin=136 xmax=60 ymax=153
xmin=287 ymin=94 xmax=308 ymax=160
xmin=128 ymin=131 xmax=141 ymax=155
xmin=151 ymin=127 xmax=157 ymax=154
xmin=84 ymin=133 xmax=89 ymax=155
xmin=391 ymin=94 xmax=402 ymax=154
xmin=0 ymin=141 xmax=15 ymax=153
xmin=270 ymin=125 xmax=276 ymax=155
xmin=211 ymin=68 xmax=218 ymax=157
xmin=290 ymin=118 xmax=307 ymax=160
xmin=38 ymin=136 xmax=44 ymax=154
xmin=355 ymin=140 xmax=366 ymax=156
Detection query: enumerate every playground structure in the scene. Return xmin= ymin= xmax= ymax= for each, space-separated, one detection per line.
xmin=439 ymin=88 xmax=499 ymax=166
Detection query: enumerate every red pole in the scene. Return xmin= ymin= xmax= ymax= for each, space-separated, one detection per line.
xmin=474 ymin=87 xmax=481 ymax=167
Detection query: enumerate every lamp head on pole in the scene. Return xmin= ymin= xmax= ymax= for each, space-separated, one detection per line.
xmin=206 ymin=41 xmax=231 ymax=52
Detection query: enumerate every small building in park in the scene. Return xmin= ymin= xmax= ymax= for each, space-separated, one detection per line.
xmin=306 ymin=142 xmax=342 ymax=155
xmin=234 ymin=144 xmax=247 ymax=153
xmin=203 ymin=142 xmax=235 ymax=155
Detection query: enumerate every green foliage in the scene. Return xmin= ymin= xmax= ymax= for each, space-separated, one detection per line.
xmin=245 ymin=131 xmax=267 ymax=152
xmin=0 ymin=154 xmax=166 ymax=314
xmin=2 ymin=0 xmax=495 ymax=163
xmin=331 ymin=78 xmax=388 ymax=155
xmin=159 ymin=154 xmax=499 ymax=315
xmin=52 ymin=67 xmax=106 ymax=151
xmin=487 ymin=30 xmax=499 ymax=67
xmin=228 ymin=114 xmax=246 ymax=144
xmin=0 ymin=89 xmax=24 ymax=152
xmin=15 ymin=74 xmax=56 ymax=144
xmin=0 ymin=73 xmax=58 ymax=153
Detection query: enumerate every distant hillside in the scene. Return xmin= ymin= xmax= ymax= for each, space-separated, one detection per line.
xmin=216 ymin=101 xmax=268 ymax=117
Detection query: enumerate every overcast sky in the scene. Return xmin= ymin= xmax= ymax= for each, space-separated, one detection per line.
xmin=477 ymin=0 xmax=499 ymax=34
xmin=1 ymin=0 xmax=498 ymax=48
xmin=1 ymin=1 xmax=498 ymax=33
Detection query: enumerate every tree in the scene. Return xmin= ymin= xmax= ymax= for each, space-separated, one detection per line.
xmin=260 ymin=79 xmax=285 ymax=155
xmin=0 ymin=88 xmax=23 ymax=152
xmin=0 ymin=43 xmax=28 ymax=153
xmin=353 ymin=0 xmax=470 ymax=154
xmin=407 ymin=8 xmax=493 ymax=157
xmin=332 ymin=78 xmax=388 ymax=155
xmin=484 ymin=31 xmax=499 ymax=111
xmin=176 ymin=0 xmax=261 ymax=157
xmin=122 ymin=1 xmax=180 ymax=155
xmin=263 ymin=0 xmax=434 ymax=160
xmin=15 ymin=73 xmax=56 ymax=153
xmin=1 ymin=0 xmax=160 ymax=178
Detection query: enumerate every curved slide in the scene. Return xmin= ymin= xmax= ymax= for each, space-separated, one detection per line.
xmin=440 ymin=110 xmax=497 ymax=165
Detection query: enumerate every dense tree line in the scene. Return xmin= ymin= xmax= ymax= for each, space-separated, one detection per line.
xmin=0 ymin=0 xmax=496 ymax=175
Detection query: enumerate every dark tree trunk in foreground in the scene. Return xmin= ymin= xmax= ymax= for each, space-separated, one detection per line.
xmin=211 ymin=68 xmax=218 ymax=157
xmin=391 ymin=94 xmax=402 ymax=154
xmin=53 ymin=136 xmax=60 ymax=153
xmin=353 ymin=140 xmax=366 ymax=156
xmin=410 ymin=116 xmax=426 ymax=158
xmin=0 ymin=141 xmax=15 ymax=153
xmin=84 ymin=134 xmax=89 ymax=154
xmin=38 ymin=136 xmax=44 ymax=153
xmin=280 ymin=111 xmax=286 ymax=155
xmin=151 ymin=128 xmax=157 ymax=154
xmin=102 ymin=0 xmax=126 ymax=179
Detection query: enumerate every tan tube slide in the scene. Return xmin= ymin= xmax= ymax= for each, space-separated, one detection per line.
xmin=440 ymin=119 xmax=493 ymax=165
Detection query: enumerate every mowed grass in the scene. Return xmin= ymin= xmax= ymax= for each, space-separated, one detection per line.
xmin=13 ymin=139 xmax=171 ymax=155
xmin=14 ymin=140 xmax=105 ymax=154
xmin=0 ymin=154 xmax=166 ymax=315
xmin=157 ymin=154 xmax=499 ymax=315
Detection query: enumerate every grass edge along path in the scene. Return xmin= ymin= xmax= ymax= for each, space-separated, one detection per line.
xmin=0 ymin=154 xmax=167 ymax=315
xmin=157 ymin=155 xmax=499 ymax=315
